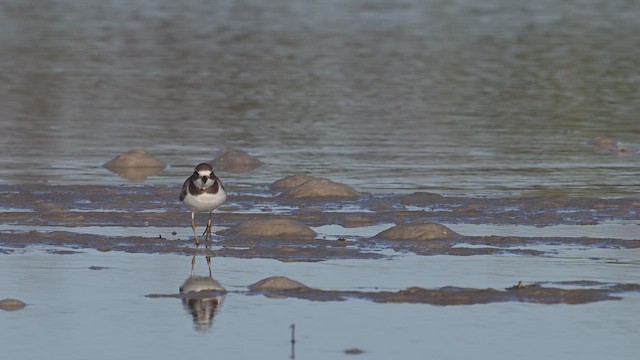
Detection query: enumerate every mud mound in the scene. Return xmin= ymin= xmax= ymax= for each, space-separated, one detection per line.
xmin=219 ymin=218 xmax=317 ymax=240
xmin=212 ymin=148 xmax=262 ymax=173
xmin=0 ymin=298 xmax=26 ymax=311
xmin=103 ymin=149 xmax=165 ymax=180
xmin=104 ymin=149 xmax=165 ymax=169
xmin=249 ymin=276 xmax=309 ymax=291
xmin=279 ymin=177 xmax=360 ymax=199
xmin=374 ymin=223 xmax=460 ymax=241
xmin=271 ymin=174 xmax=316 ymax=190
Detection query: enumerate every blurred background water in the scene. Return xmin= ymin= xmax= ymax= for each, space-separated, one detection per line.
xmin=0 ymin=0 xmax=638 ymax=195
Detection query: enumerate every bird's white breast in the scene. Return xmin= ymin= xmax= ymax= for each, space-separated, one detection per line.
xmin=183 ymin=189 xmax=226 ymax=213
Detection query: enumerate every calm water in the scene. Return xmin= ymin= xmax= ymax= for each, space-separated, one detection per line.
xmin=1 ymin=250 xmax=640 ymax=360
xmin=1 ymin=1 xmax=640 ymax=359
xmin=0 ymin=0 xmax=638 ymax=195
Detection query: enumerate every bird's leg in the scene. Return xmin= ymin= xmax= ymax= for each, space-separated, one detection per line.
xmin=200 ymin=212 xmax=212 ymax=240
xmin=205 ymin=211 xmax=213 ymax=241
xmin=191 ymin=255 xmax=196 ymax=277
xmin=206 ymin=256 xmax=212 ymax=277
xmin=191 ymin=212 xmax=200 ymax=246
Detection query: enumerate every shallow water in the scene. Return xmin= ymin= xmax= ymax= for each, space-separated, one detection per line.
xmin=1 ymin=1 xmax=639 ymax=359
xmin=1 ymin=249 xmax=640 ymax=360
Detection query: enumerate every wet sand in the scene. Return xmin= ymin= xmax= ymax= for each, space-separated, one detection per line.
xmin=1 ymin=184 xmax=638 ymax=305
xmin=1 ymin=184 xmax=638 ymax=257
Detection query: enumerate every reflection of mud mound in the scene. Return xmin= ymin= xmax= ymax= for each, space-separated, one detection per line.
xmin=219 ymin=219 xmax=316 ymax=240
xmin=212 ymin=148 xmax=262 ymax=173
xmin=375 ymin=223 xmax=460 ymax=241
xmin=249 ymin=276 xmax=309 ymax=291
xmin=0 ymin=298 xmax=26 ymax=311
xmin=274 ymin=175 xmax=361 ymax=199
xmin=103 ymin=149 xmax=165 ymax=180
xmin=180 ymin=276 xmax=226 ymax=332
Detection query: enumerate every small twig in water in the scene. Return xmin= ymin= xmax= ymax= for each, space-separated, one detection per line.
xmin=290 ymin=324 xmax=296 ymax=344
xmin=289 ymin=324 xmax=296 ymax=360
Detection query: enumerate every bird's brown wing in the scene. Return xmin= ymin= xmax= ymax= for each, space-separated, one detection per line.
xmin=214 ymin=175 xmax=226 ymax=191
xmin=179 ymin=177 xmax=190 ymax=202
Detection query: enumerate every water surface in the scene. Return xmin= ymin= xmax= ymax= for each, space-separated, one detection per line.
xmin=1 ymin=250 xmax=639 ymax=360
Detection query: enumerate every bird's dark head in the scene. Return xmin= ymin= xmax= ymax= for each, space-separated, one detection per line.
xmin=193 ymin=163 xmax=215 ymax=188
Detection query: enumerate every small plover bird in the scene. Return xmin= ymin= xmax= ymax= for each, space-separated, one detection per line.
xmin=180 ymin=163 xmax=226 ymax=245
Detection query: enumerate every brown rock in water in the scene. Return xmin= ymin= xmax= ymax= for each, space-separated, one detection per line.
xmin=271 ymin=174 xmax=316 ymax=190
xmin=280 ymin=178 xmax=361 ymax=199
xmin=0 ymin=298 xmax=26 ymax=311
xmin=587 ymin=136 xmax=638 ymax=156
xmin=614 ymin=144 xmax=639 ymax=156
xmin=212 ymin=148 xmax=262 ymax=173
xmin=103 ymin=149 xmax=165 ymax=180
xmin=219 ymin=219 xmax=317 ymax=240
xmin=374 ymin=223 xmax=459 ymax=241
xmin=249 ymin=276 xmax=309 ymax=291
xmin=588 ymin=136 xmax=619 ymax=151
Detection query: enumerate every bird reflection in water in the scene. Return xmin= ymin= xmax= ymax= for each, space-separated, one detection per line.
xmin=179 ymin=255 xmax=226 ymax=332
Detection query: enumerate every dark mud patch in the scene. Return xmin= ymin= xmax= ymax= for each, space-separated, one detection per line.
xmin=88 ymin=266 xmax=111 ymax=270
xmin=0 ymin=184 xmax=638 ymax=261
xmin=247 ymin=281 xmax=638 ymax=305
xmin=0 ymin=231 xmax=384 ymax=262
xmin=46 ymin=249 xmax=84 ymax=255
xmin=150 ymin=277 xmax=639 ymax=306
xmin=3 ymin=228 xmax=636 ymax=260
xmin=344 ymin=348 xmax=366 ymax=355
xmin=2 ymin=184 xmax=638 ymax=227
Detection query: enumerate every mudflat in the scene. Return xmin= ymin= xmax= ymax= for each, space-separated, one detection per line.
xmin=1 ymin=183 xmax=638 ymax=305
